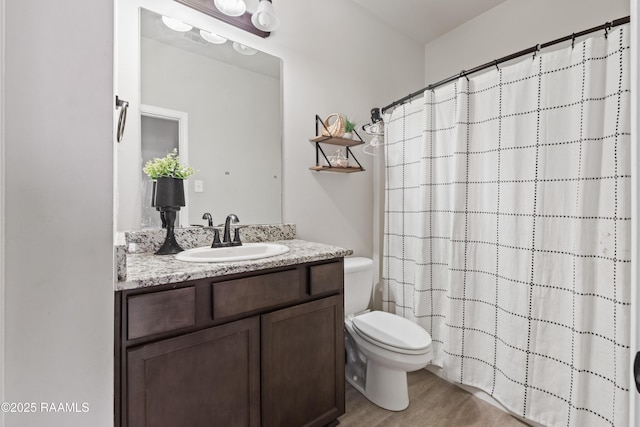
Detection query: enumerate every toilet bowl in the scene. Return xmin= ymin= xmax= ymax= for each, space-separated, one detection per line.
xmin=344 ymin=257 xmax=432 ymax=411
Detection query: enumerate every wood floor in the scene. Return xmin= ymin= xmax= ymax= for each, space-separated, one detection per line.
xmin=338 ymin=369 xmax=529 ymax=427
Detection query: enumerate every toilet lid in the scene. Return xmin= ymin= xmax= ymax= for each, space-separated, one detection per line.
xmin=352 ymin=311 xmax=431 ymax=353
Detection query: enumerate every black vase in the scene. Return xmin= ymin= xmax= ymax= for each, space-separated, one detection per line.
xmin=150 ymin=180 xmax=166 ymax=228
xmin=154 ymin=177 xmax=186 ymax=207
xmin=153 ymin=177 xmax=186 ymax=255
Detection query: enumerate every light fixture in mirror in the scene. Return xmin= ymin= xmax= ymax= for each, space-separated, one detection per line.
xmin=199 ymin=29 xmax=227 ymax=44
xmin=214 ymin=0 xmax=247 ymax=17
xmin=232 ymin=42 xmax=257 ymax=55
xmin=115 ymin=7 xmax=283 ymax=231
xmin=161 ymin=15 xmax=193 ymax=32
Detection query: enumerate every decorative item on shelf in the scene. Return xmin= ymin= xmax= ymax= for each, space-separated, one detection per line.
xmin=328 ymin=149 xmax=349 ymax=168
xmin=320 ymin=113 xmax=346 ymax=138
xmin=343 ymin=116 xmax=357 ymax=139
xmin=309 ymin=114 xmax=365 ymax=173
xmin=143 ymin=149 xmax=196 ymax=255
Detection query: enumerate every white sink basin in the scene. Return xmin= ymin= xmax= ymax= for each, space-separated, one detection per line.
xmin=175 ymin=243 xmax=290 ymax=263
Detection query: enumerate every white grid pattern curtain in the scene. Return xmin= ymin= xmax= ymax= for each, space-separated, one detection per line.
xmin=383 ymin=26 xmax=631 ymax=427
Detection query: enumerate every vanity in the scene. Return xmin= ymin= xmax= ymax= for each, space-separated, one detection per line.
xmin=115 ymin=232 xmax=350 ymax=427
xmin=114 ymin=3 xmax=348 ymax=425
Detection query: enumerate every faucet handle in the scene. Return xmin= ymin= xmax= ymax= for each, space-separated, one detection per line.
xmin=232 ymin=227 xmax=243 ymax=246
xmin=211 ymin=229 xmax=222 ymax=248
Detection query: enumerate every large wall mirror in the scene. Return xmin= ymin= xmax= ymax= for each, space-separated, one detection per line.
xmin=116 ymin=6 xmax=282 ymax=231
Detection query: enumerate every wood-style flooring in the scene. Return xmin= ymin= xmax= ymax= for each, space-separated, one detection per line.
xmin=338 ymin=369 xmax=529 ymax=427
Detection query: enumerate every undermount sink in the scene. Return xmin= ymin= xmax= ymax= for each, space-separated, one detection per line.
xmin=175 ymin=243 xmax=290 ymax=263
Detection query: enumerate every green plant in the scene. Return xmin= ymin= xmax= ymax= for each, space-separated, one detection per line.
xmin=344 ymin=116 xmax=357 ymax=133
xmin=143 ymin=148 xmax=196 ymax=180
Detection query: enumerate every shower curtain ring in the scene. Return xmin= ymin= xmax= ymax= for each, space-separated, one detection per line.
xmin=533 ymin=44 xmax=540 ymax=59
xmin=494 ymin=60 xmax=500 ymax=70
xmin=571 ymin=33 xmax=576 ymax=48
xmin=460 ymin=70 xmax=469 ymax=82
xmin=605 ymin=22 xmax=612 ymax=38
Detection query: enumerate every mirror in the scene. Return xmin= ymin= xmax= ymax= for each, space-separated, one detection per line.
xmin=117 ymin=7 xmax=282 ymax=231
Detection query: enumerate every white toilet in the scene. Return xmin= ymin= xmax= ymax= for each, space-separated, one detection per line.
xmin=344 ymin=257 xmax=432 ymax=411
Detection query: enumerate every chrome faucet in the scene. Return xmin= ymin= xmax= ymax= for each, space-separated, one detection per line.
xmin=223 ymin=214 xmax=241 ymax=246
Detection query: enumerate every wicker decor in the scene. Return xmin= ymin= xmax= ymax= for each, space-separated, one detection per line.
xmin=321 ymin=113 xmax=346 ymax=137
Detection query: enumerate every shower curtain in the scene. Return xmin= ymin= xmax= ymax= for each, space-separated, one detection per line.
xmin=383 ymin=26 xmax=631 ymax=427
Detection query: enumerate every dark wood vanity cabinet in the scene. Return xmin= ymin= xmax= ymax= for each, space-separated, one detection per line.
xmin=127 ymin=317 xmax=261 ymax=427
xmin=115 ymin=259 xmax=345 ymax=427
xmin=262 ymin=295 xmax=344 ymax=427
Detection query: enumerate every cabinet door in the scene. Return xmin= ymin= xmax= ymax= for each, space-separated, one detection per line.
xmin=127 ymin=316 xmax=260 ymax=427
xmin=262 ymin=294 xmax=344 ymax=427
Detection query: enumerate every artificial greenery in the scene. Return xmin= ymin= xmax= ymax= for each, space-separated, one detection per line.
xmin=143 ymin=149 xmax=195 ymax=180
xmin=344 ymin=116 xmax=357 ymax=133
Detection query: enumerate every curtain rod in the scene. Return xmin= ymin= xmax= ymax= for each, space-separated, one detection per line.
xmin=381 ymin=15 xmax=630 ymax=114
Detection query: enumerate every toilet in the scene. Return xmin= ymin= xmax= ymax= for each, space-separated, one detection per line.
xmin=344 ymin=257 xmax=432 ymax=411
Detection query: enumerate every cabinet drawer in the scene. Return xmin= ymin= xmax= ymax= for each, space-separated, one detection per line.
xmin=310 ymin=261 xmax=343 ymax=295
xmin=127 ymin=287 xmax=196 ymax=340
xmin=212 ymin=269 xmax=300 ymax=319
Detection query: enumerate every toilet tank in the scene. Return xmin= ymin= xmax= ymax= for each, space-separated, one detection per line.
xmin=344 ymin=257 xmax=374 ymax=316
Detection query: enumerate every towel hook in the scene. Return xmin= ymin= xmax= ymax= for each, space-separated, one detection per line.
xmin=115 ymin=96 xmax=129 ymax=143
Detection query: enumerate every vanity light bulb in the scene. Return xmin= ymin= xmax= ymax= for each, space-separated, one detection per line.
xmin=251 ymin=1 xmax=280 ymax=31
xmin=258 ymin=13 xmax=271 ymax=28
xmin=161 ymin=15 xmax=193 ymax=32
xmin=214 ymin=0 xmax=246 ymax=17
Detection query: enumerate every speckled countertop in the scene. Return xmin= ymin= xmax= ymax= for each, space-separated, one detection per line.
xmin=116 ymin=239 xmax=352 ymax=291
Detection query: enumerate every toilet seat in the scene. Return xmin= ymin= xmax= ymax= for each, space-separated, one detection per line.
xmin=352 ymin=311 xmax=431 ymax=355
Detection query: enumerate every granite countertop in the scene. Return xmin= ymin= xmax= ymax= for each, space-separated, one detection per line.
xmin=116 ymin=239 xmax=352 ymax=291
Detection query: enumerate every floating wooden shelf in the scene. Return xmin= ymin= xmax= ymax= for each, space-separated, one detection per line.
xmin=309 ymin=166 xmax=365 ymax=173
xmin=309 ymin=135 xmax=365 ymax=147
xmin=310 ymin=114 xmax=366 ymax=173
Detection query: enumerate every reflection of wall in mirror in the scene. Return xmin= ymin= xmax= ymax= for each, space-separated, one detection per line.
xmin=140 ymin=37 xmax=281 ymax=227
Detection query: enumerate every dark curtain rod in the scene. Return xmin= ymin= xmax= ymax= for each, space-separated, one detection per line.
xmin=381 ymin=15 xmax=630 ymax=114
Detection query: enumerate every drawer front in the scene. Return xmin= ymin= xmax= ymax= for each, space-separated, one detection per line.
xmin=213 ymin=269 xmax=300 ymax=319
xmin=127 ymin=287 xmax=196 ymax=340
xmin=309 ymin=261 xmax=343 ymax=296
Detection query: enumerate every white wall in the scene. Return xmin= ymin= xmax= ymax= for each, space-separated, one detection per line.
xmin=425 ymin=0 xmax=630 ymax=84
xmin=276 ymin=1 xmax=423 ymax=256
xmin=117 ymin=0 xmax=425 ymax=257
xmin=3 ymin=1 xmax=114 ymax=426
